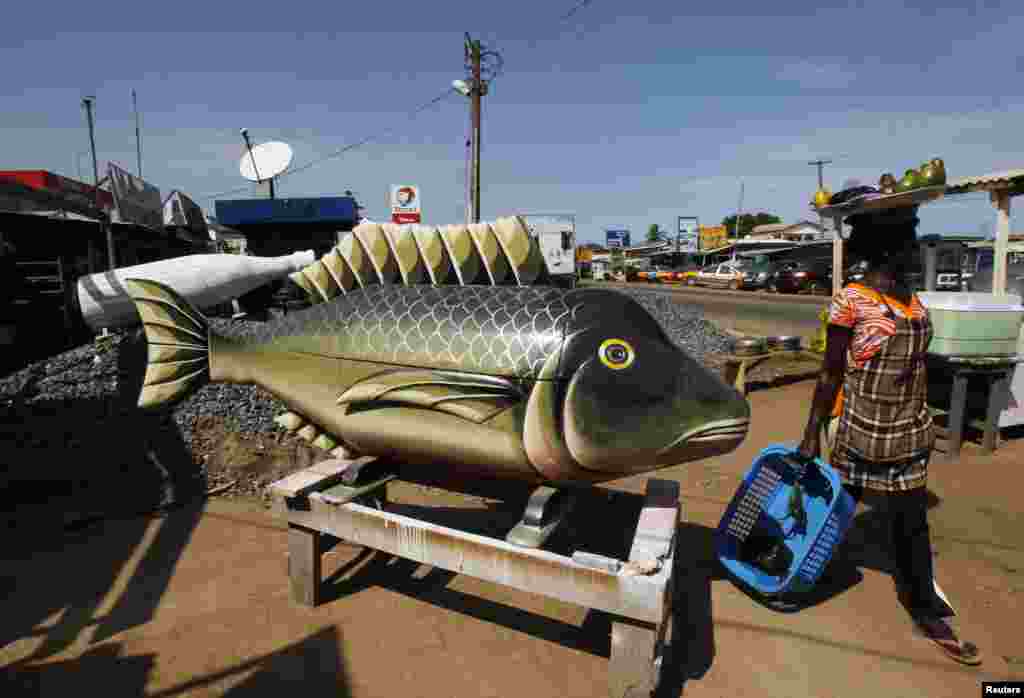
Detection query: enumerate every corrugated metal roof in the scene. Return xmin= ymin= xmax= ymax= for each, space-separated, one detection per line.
xmin=946 ymin=169 xmax=1024 ymax=193
xmin=750 ymin=223 xmax=789 ymax=235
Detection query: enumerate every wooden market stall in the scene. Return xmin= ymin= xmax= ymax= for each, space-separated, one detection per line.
xmin=945 ymin=170 xmax=1024 ymax=294
xmin=814 ymin=169 xmax=1024 ymax=297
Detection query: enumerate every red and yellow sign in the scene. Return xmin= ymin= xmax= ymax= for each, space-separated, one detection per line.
xmin=699 ymin=225 xmax=728 ymax=251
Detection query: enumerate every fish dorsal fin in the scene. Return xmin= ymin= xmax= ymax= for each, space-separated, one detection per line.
xmin=382 ymin=223 xmax=428 ymax=285
xmin=337 ymin=369 xmax=522 ymax=424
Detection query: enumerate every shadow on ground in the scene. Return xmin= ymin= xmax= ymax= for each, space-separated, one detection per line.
xmin=312 ymin=482 xmax=949 ymax=696
xmin=314 ymin=486 xmax=719 ymax=698
xmin=1 ymin=626 xmax=352 ymax=698
xmin=0 ymin=330 xmax=207 ymax=665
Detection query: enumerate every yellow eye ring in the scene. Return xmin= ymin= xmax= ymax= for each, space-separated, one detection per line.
xmin=598 ymin=338 xmax=635 ymax=370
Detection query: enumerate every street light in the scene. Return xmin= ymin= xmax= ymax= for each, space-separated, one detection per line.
xmin=451 ymin=79 xmax=471 ymax=96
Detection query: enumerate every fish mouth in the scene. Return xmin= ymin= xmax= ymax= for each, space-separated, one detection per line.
xmin=657 ymin=417 xmax=751 ymax=455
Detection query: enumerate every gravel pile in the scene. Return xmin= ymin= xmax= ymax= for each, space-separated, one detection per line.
xmin=611 ymin=287 xmax=735 ymax=358
xmin=0 ymin=288 xmax=736 ymax=520
xmin=0 ymin=318 xmax=292 ymax=448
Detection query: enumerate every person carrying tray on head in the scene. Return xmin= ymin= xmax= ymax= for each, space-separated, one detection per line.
xmin=797 ymin=202 xmax=982 ymax=666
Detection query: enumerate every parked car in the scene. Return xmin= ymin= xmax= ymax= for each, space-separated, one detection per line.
xmin=774 ymin=259 xmax=832 ymax=295
xmin=740 ymin=261 xmax=784 ymax=291
xmin=845 ymin=259 xmax=869 ymax=285
xmin=935 ymin=269 xmax=964 ymax=291
xmin=651 ymin=264 xmax=699 ymax=284
xmin=688 ymin=262 xmax=745 ymax=290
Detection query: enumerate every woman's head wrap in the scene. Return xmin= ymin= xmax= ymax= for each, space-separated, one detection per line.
xmin=846 ymin=206 xmax=920 ymax=267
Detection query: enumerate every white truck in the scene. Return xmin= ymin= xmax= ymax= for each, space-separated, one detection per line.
xmin=521 ymin=214 xmax=577 ymax=288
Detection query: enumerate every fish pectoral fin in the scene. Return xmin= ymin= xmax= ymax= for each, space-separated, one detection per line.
xmin=337 ymin=369 xmax=522 ymax=424
xmin=391 ymin=390 xmax=518 ymax=423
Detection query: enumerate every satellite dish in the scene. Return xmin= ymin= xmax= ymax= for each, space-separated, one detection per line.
xmin=239 ymin=141 xmax=293 ymax=182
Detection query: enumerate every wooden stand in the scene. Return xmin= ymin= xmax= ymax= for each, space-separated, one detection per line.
xmin=928 ymin=355 xmax=1022 ymax=462
xmin=721 ymin=349 xmax=821 ymax=396
xmin=269 ymin=458 xmax=681 ymax=698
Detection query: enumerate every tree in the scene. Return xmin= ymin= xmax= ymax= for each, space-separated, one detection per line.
xmin=646 ymin=223 xmax=665 ymax=243
xmin=721 ymin=212 xmax=783 ymax=238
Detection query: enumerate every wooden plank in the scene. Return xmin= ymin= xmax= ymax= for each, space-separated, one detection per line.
xmin=609 ymin=619 xmax=658 ymax=698
xmin=626 ymin=479 xmax=680 ymax=571
xmin=287 ymin=524 xmax=322 ymax=607
xmin=832 ymin=218 xmax=844 ymax=297
xmin=992 ymin=189 xmax=1011 ymax=296
xmin=301 ymin=494 xmax=671 ymax=623
xmin=268 ymin=456 xmax=377 ymax=499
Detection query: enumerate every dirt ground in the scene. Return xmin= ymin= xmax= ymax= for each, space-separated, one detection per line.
xmin=2 ymin=379 xmax=1022 ymax=697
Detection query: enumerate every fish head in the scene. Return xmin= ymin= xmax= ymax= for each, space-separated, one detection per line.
xmin=557 ymin=291 xmax=750 ymax=474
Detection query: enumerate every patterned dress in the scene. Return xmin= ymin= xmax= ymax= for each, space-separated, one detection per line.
xmin=826 ymin=283 xmax=934 ymax=492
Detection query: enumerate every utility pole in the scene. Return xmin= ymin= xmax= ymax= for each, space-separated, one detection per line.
xmin=733 ymin=181 xmax=745 ymax=238
xmin=82 ymin=96 xmax=116 ymax=271
xmin=466 ymin=33 xmax=484 ymax=223
xmin=809 ymin=158 xmax=832 ymax=228
xmin=132 ymin=89 xmax=143 ymax=178
xmin=808 ymin=158 xmax=832 ymax=190
xmin=458 ymin=35 xmax=500 ymax=223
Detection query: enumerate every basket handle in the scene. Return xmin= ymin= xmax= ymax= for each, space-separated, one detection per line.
xmin=780 ymin=451 xmax=835 ymax=503
xmin=779 ymin=451 xmax=814 ymax=479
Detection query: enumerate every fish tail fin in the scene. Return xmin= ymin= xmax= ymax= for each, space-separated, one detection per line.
xmin=123 ymin=278 xmax=213 ymax=410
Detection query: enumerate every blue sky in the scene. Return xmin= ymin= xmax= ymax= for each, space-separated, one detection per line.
xmin=2 ymin=0 xmax=1021 ymax=244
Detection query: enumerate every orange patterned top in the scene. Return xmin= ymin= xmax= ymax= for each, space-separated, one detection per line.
xmin=827 ymin=283 xmax=929 ymax=417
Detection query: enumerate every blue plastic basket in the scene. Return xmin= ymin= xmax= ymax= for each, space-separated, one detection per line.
xmin=716 ymin=444 xmax=856 ymax=598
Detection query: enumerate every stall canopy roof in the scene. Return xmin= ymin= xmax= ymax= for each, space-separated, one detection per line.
xmin=947 ymin=169 xmax=1024 ymax=194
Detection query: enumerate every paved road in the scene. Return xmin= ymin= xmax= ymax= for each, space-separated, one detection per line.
xmin=613 ymin=282 xmax=830 ymax=338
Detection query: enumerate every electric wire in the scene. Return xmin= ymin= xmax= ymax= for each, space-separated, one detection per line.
xmin=199 ymin=89 xmax=460 ymax=201
xmin=199 ymin=0 xmax=600 ymax=202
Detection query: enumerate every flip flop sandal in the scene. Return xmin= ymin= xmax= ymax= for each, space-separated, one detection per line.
xmin=913 ymin=619 xmax=983 ymax=666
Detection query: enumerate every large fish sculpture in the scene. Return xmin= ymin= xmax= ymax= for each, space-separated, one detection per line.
xmin=123 ymin=280 xmax=750 ymax=486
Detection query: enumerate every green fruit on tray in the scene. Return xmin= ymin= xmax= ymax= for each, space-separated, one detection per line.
xmin=879 ymin=173 xmax=898 ymax=194
xmin=894 ymin=169 xmax=920 ymax=193
xmin=919 ymin=162 xmax=937 ymax=185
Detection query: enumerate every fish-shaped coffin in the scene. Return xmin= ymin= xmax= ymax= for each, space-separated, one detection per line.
xmin=124 ymin=280 xmax=750 ymax=486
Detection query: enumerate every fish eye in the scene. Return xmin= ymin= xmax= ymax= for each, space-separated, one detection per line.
xmin=598 ymin=338 xmax=635 ymax=370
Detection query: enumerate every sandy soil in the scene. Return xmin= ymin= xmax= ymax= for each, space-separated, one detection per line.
xmin=2 ymin=378 xmax=1022 ymax=697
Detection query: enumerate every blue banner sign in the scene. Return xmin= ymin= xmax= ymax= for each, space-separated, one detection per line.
xmin=605 ymin=229 xmax=631 ymax=248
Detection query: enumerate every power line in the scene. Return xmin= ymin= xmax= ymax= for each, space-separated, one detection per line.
xmin=199 ymin=0 xmax=600 ymax=203
xmin=560 ymin=0 xmax=593 ymax=21
xmin=199 ymin=88 xmax=460 ymax=201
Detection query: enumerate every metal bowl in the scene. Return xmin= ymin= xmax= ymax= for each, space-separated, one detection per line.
xmin=767 ymin=335 xmax=802 ymax=351
xmin=732 ymin=337 xmax=767 ymax=356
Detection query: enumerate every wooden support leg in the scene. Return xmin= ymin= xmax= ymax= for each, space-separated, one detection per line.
xmin=288 ymin=524 xmax=322 ymax=607
xmin=983 ymin=373 xmax=1011 ymax=452
xmin=609 ymin=479 xmax=680 ymax=697
xmin=946 ymin=372 xmax=968 ymax=462
xmin=610 ymin=618 xmax=658 ymax=698
xmin=721 ymin=360 xmax=741 ymax=393
xmin=734 ymin=360 xmax=749 ymax=395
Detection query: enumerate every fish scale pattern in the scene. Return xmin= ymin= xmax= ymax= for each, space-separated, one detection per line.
xmin=245 ymin=285 xmax=576 ymax=379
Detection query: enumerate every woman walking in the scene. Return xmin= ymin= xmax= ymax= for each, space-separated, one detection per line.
xmin=798 ymin=205 xmax=982 ymax=665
